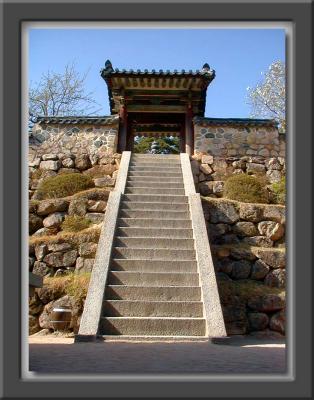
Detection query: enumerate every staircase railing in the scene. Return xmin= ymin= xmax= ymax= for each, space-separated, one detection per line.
xmin=75 ymin=151 xmax=131 ymax=342
xmin=180 ymin=153 xmax=227 ymax=338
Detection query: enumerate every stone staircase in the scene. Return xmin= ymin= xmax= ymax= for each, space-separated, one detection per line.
xmin=100 ymin=154 xmax=205 ymax=338
xmin=77 ymin=152 xmax=226 ymax=342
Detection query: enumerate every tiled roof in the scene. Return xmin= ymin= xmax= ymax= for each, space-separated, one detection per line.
xmin=101 ymin=60 xmax=215 ymax=79
xmin=194 ymin=117 xmax=278 ymax=127
xmin=36 ymin=115 xmax=119 ymax=125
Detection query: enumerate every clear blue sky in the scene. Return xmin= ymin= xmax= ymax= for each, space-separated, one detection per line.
xmin=29 ymin=28 xmax=285 ymax=118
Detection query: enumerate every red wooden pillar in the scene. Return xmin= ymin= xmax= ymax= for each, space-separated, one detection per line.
xmin=118 ymin=105 xmax=128 ymax=153
xmin=185 ymin=105 xmax=194 ymax=156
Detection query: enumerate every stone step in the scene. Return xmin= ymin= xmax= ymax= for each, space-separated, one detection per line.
xmin=126 ymin=181 xmax=184 ymax=188
xmin=101 ymin=335 xmax=208 ymax=342
xmin=129 ymin=166 xmax=181 ymax=172
xmin=105 ymin=285 xmax=202 ymax=301
xmin=120 ymin=201 xmax=189 ymax=211
xmin=112 ymin=247 xmax=196 ymax=260
xmin=114 ymin=237 xmax=195 ymax=250
xmin=103 ymin=300 xmax=204 ymax=317
xmin=107 ymin=271 xmax=199 ymax=286
xmin=110 ymin=259 xmax=198 ymax=272
xmin=99 ymin=317 xmax=206 ymax=336
xmin=131 ymin=154 xmax=180 ymax=159
xmin=116 ymin=227 xmax=193 ymax=238
xmin=129 ymin=162 xmax=181 ymax=168
xmin=117 ymin=217 xmax=191 ymax=228
xmin=128 ymin=171 xmax=182 ymax=177
xmin=125 ymin=187 xmax=185 ymax=195
xmin=122 ymin=194 xmax=188 ymax=203
xmin=128 ymin=176 xmax=183 ymax=183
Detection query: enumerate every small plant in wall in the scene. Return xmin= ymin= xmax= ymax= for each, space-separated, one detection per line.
xmin=223 ymin=174 xmax=269 ymax=204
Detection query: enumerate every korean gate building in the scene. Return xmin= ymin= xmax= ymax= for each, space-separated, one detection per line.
xmin=30 ymin=60 xmax=285 ymax=160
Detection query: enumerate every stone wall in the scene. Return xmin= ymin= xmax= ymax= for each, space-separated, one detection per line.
xmin=29 ymin=152 xmax=120 ymax=200
xmin=190 ymin=153 xmax=286 ymax=196
xmin=203 ymin=197 xmax=286 ymax=336
xmin=29 ymin=116 xmax=119 ymax=158
xmin=193 ymin=118 xmax=285 ymax=158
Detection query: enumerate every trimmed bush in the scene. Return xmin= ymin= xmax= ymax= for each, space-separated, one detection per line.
xmin=36 ymin=173 xmax=94 ymax=199
xmin=61 ymin=215 xmax=92 ymax=232
xmin=271 ymin=177 xmax=286 ymax=204
xmin=223 ymin=174 xmax=269 ymax=204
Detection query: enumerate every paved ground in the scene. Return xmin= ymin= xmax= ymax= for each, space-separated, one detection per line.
xmin=29 ymin=335 xmax=286 ymax=374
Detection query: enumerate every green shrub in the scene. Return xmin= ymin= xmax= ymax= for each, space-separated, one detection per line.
xmin=223 ymin=174 xmax=269 ymax=204
xmin=271 ymin=176 xmax=286 ymax=204
xmin=36 ymin=173 xmax=94 ymax=199
xmin=61 ymin=215 xmax=92 ymax=232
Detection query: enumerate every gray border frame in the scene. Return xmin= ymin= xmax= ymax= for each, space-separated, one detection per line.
xmin=1 ymin=0 xmax=312 ymax=399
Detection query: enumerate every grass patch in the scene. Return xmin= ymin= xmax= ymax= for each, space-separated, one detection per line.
xmin=223 ymin=174 xmax=269 ymax=204
xmin=271 ymin=176 xmax=286 ymax=204
xmin=29 ymin=225 xmax=101 ymax=247
xmin=43 ymin=272 xmax=91 ymax=306
xmin=71 ymin=188 xmax=111 ymax=201
xmin=36 ymin=173 xmax=94 ymax=199
xmin=61 ymin=215 xmax=92 ymax=232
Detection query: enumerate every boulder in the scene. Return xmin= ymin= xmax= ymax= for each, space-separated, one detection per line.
xmin=43 ymin=212 xmax=66 ymax=228
xmin=264 ymin=269 xmax=286 ymax=288
xmin=47 ymin=243 xmax=72 ymax=252
xmin=232 ymin=159 xmax=246 ymax=169
xmin=99 ymin=156 xmax=115 ymax=165
xmin=39 ymin=295 xmax=73 ymax=330
xmin=262 ymin=206 xmax=285 ymax=224
xmin=250 ymin=259 xmax=270 ymax=280
xmin=84 ymin=164 xmax=117 ymax=177
xmin=43 ymin=252 xmax=64 ymax=268
xmin=265 ymin=158 xmax=282 ymax=170
xmin=29 ymin=214 xmax=43 ymax=234
xmin=68 ymin=198 xmax=88 ymax=216
xmin=246 ymin=162 xmax=266 ymax=174
xmin=200 ymin=163 xmax=213 ymax=175
xmin=190 ymin=160 xmax=200 ymax=175
xmin=32 ymin=261 xmax=52 ymax=277
xmin=248 ymin=294 xmax=285 ymax=312
xmin=207 ymin=223 xmax=230 ymax=241
xmin=85 ymin=213 xmax=105 ymax=224
xmin=230 ymin=260 xmax=252 ymax=279
xmin=61 ymin=157 xmax=75 ymax=168
xmin=37 ymin=199 xmax=69 ymax=216
xmin=63 ymin=250 xmax=78 ymax=267
xmin=258 ymin=221 xmax=284 ymax=241
xmin=269 ymin=309 xmax=285 ymax=334
xmin=29 ymin=157 xmax=41 ymax=168
xmin=252 ymin=248 xmax=285 ymax=269
xmin=75 ymin=257 xmax=95 ymax=274
xmin=219 ymin=234 xmax=240 ymax=245
xmin=39 ymin=160 xmax=61 ymax=171
xmin=75 ymin=154 xmax=91 ymax=171
xmin=201 ymin=155 xmax=214 ymax=164
xmin=35 ymin=244 xmax=48 ymax=261
xmin=79 ymin=242 xmax=98 ymax=258
xmin=212 ymin=159 xmax=227 ymax=171
xmin=42 ymin=154 xmax=58 ymax=161
xmin=212 ymin=181 xmax=224 ymax=197
xmin=243 ymin=236 xmax=273 ymax=248
xmin=94 ymin=176 xmax=116 ymax=187
xmin=199 ymin=182 xmax=213 ymax=196
xmin=87 ymin=200 xmax=107 ymax=213
xmin=29 ymin=315 xmax=41 ymax=335
xmin=232 ymin=221 xmax=258 ymax=237
xmin=217 ymin=258 xmax=233 ymax=275
xmin=207 ymin=200 xmax=239 ymax=224
xmin=248 ymin=312 xmax=269 ymax=331
xmin=32 ymin=227 xmax=58 ymax=236
xmin=266 ymin=170 xmax=282 ymax=183
xmin=29 ymin=293 xmax=44 ymax=315
xmin=229 ymin=247 xmax=257 ymax=261
xmin=239 ymin=203 xmax=263 ymax=222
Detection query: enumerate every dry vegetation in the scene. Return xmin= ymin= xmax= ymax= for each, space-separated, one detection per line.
xmin=223 ymin=174 xmax=269 ymax=204
xmin=61 ymin=215 xmax=92 ymax=232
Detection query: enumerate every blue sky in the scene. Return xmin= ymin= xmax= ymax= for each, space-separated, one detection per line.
xmin=28 ymin=28 xmax=285 ymax=118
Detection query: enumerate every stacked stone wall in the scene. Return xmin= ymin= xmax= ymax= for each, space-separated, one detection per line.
xmin=194 ymin=121 xmax=285 ymax=158
xmin=29 ymin=118 xmax=119 ymax=158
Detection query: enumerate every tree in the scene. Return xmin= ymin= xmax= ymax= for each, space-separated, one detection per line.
xmin=29 ymin=62 xmax=101 ymax=125
xmin=246 ymin=61 xmax=285 ymax=132
xmin=133 ymin=136 xmax=180 ymax=154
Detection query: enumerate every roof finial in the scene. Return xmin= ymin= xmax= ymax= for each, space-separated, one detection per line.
xmin=105 ymin=59 xmax=113 ymax=70
xmin=202 ymin=63 xmax=210 ymax=70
